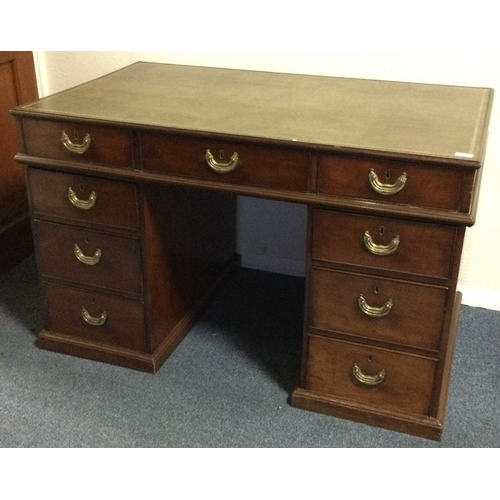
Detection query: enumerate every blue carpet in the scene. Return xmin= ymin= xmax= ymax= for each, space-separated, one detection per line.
xmin=0 ymin=257 xmax=499 ymax=447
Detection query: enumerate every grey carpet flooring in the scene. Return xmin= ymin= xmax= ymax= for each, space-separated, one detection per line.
xmin=1 ymin=256 xmax=499 ymax=447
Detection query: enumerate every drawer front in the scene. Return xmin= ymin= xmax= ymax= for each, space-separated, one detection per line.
xmin=22 ymin=118 xmax=134 ymax=169
xmin=306 ymin=335 xmax=437 ymax=415
xmin=309 ymin=267 xmax=447 ymax=351
xmin=318 ymin=155 xmax=464 ymax=211
xmin=33 ymin=220 xmax=142 ymax=295
xmin=312 ymin=209 xmax=457 ymax=280
xmin=43 ymin=282 xmax=146 ymax=351
xmin=28 ymin=168 xmax=139 ymax=230
xmin=140 ymin=132 xmax=310 ymax=192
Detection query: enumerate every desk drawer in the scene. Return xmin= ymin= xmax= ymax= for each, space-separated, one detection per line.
xmin=33 ymin=220 xmax=142 ymax=295
xmin=28 ymin=168 xmax=139 ymax=230
xmin=312 ymin=209 xmax=457 ymax=280
xmin=318 ymin=154 xmax=465 ymax=211
xmin=22 ymin=118 xmax=134 ymax=169
xmin=306 ymin=334 xmax=437 ymax=415
xmin=140 ymin=133 xmax=310 ymax=192
xmin=309 ymin=267 xmax=447 ymax=351
xmin=44 ymin=282 xmax=146 ymax=351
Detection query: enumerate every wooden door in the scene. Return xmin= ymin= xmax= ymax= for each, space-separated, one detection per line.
xmin=0 ymin=51 xmax=38 ymax=273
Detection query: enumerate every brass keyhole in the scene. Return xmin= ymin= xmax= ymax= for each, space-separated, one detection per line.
xmin=385 ymin=169 xmax=391 ymax=180
xmin=379 ymin=226 xmax=385 ymax=236
xmin=74 ymin=131 xmax=79 ymax=141
xmin=374 ymin=285 xmax=380 ymax=294
xmin=219 ymin=150 xmax=225 ymax=160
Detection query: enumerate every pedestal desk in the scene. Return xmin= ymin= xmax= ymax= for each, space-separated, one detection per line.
xmin=12 ymin=62 xmax=493 ymax=440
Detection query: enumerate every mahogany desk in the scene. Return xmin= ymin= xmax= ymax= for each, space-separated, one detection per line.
xmin=12 ymin=62 xmax=493 ymax=440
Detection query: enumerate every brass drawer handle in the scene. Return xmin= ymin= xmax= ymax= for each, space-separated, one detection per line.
xmin=67 ymin=187 xmax=97 ymax=210
xmin=358 ymin=294 xmax=393 ymax=318
xmin=81 ymin=306 xmax=108 ymax=327
xmin=352 ymin=363 xmax=386 ymax=386
xmin=61 ymin=131 xmax=91 ymax=154
xmin=368 ymin=168 xmax=407 ymax=195
xmin=205 ymin=149 xmax=239 ymax=174
xmin=363 ymin=230 xmax=400 ymax=256
xmin=74 ymin=243 xmax=102 ymax=266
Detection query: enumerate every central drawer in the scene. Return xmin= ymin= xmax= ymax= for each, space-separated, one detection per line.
xmin=140 ymin=132 xmax=310 ymax=192
xmin=306 ymin=334 xmax=437 ymax=415
xmin=312 ymin=209 xmax=457 ymax=280
xmin=309 ymin=267 xmax=447 ymax=351
xmin=33 ymin=220 xmax=143 ymax=295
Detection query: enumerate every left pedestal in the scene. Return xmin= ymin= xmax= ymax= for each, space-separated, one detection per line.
xmin=28 ymin=167 xmax=238 ymax=373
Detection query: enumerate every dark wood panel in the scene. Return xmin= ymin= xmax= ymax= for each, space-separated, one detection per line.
xmin=291 ymin=387 xmax=443 ymax=440
xmin=0 ymin=51 xmax=38 ymax=272
xmin=0 ymin=214 xmax=33 ymax=274
xmin=140 ymin=183 xmax=238 ymax=352
xmin=36 ymin=330 xmax=157 ymax=373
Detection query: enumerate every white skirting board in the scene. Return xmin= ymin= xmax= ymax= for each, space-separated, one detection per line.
xmin=459 ymin=286 xmax=500 ymax=312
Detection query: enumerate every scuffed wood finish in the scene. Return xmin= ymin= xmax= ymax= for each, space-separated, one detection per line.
xmin=12 ymin=62 xmax=493 ymax=438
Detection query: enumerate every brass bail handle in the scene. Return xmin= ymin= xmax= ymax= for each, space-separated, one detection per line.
xmin=358 ymin=294 xmax=393 ymax=318
xmin=363 ymin=230 xmax=400 ymax=256
xmin=68 ymin=187 xmax=97 ymax=210
xmin=61 ymin=130 xmax=91 ymax=154
xmin=368 ymin=168 xmax=407 ymax=195
xmin=81 ymin=306 xmax=108 ymax=327
xmin=205 ymin=149 xmax=239 ymax=174
xmin=74 ymin=243 xmax=102 ymax=266
xmin=352 ymin=363 xmax=386 ymax=386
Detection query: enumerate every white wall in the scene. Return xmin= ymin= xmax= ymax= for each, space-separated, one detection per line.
xmin=31 ymin=46 xmax=500 ymax=309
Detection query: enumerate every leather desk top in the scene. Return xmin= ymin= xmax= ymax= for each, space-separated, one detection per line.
xmin=13 ymin=62 xmax=494 ymax=165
